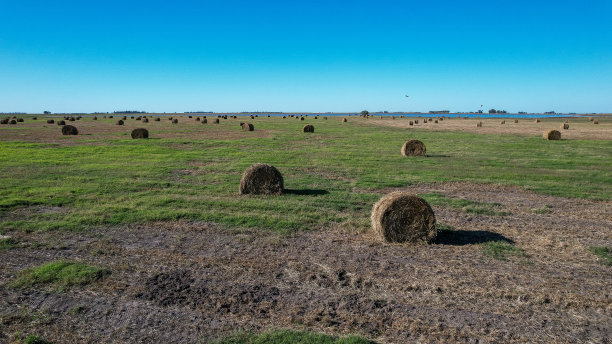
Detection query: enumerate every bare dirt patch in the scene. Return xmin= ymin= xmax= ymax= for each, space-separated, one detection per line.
xmin=1 ymin=183 xmax=610 ymax=343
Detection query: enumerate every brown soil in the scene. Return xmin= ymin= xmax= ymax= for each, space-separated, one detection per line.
xmin=365 ymin=117 xmax=612 ymax=140
xmin=1 ymin=183 xmax=610 ymax=344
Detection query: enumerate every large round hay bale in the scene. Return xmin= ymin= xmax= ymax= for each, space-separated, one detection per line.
xmin=300 ymin=117 xmax=305 ymax=121
xmin=172 ymin=119 xmax=178 ymax=124
xmin=154 ymin=117 xmax=161 ymax=121
xmin=202 ymin=118 xmax=208 ymax=124
xmin=534 ymin=119 xmax=540 ymax=123
xmin=9 ymin=119 xmax=17 ymax=124
xmin=241 ymin=122 xmax=254 ymax=131
xmin=561 ymin=123 xmax=569 ymax=130
xmin=371 ymin=192 xmax=436 ymax=243
xmin=142 ymin=118 xmax=149 ymax=123
xmin=17 ymin=118 xmax=24 ymax=122
xmin=303 ymin=124 xmax=314 ymax=133
xmin=543 ymin=129 xmax=561 ymax=140
xmin=214 ymin=118 xmax=219 ymax=124
xmin=593 ymin=120 xmax=599 ymax=124
xmin=342 ymin=118 xmax=347 ymax=122
xmin=476 ymin=121 xmax=482 ymax=127
xmin=409 ymin=121 xmax=414 ymax=126
xmin=514 ymin=119 xmax=518 ymax=123
xmin=46 ymin=119 xmax=55 ymax=124
xmin=131 ymin=128 xmax=149 ymax=139
xmin=61 ymin=125 xmax=78 ymax=135
xmin=116 ymin=120 xmax=124 ymax=125
xmin=239 ymin=163 xmax=284 ymax=195
xmin=401 ymin=140 xmax=426 ymax=156
xmin=68 ymin=117 xmax=75 ymax=122
xmin=57 ymin=120 xmax=65 ymax=125
xmin=500 ymin=120 xmax=505 ymax=124
xmin=0 ymin=119 xmax=8 ymax=124
xmin=93 ymin=116 xmax=98 ymax=120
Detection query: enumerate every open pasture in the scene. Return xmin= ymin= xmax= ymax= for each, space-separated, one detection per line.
xmin=0 ymin=114 xmax=611 ymax=343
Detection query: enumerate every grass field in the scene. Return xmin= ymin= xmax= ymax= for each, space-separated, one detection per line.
xmin=0 ymin=114 xmax=610 ymax=343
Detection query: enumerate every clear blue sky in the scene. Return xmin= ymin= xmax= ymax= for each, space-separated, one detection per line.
xmin=1 ymin=0 xmax=611 ymax=113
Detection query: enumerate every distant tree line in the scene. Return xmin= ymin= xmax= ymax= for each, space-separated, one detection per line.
xmin=114 ymin=110 xmax=146 ymax=114
xmin=488 ymin=109 xmax=507 ymax=114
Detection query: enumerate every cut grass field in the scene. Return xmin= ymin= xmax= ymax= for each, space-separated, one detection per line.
xmin=0 ymin=114 xmax=611 ymax=343
xmin=0 ymin=115 xmax=610 ymax=234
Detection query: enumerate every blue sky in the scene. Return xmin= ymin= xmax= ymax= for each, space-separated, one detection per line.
xmin=1 ymin=0 xmax=611 ymax=113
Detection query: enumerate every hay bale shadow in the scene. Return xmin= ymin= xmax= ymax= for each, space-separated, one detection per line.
xmin=283 ymin=189 xmax=329 ymax=196
xmin=434 ymin=229 xmax=513 ymax=246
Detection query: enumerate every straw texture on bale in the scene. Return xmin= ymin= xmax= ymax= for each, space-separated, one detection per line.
xmin=154 ymin=118 xmax=160 ymax=121
xmin=401 ymin=140 xmax=426 ymax=157
xmin=131 ymin=128 xmax=149 ymax=139
xmin=409 ymin=121 xmax=413 ymax=125
xmin=303 ymin=124 xmax=314 ymax=133
xmin=214 ymin=118 xmax=219 ymax=124
xmin=57 ymin=120 xmax=65 ymax=125
xmin=202 ymin=118 xmax=208 ymax=124
xmin=342 ymin=118 xmax=347 ymax=122
xmin=9 ymin=119 xmax=17 ymax=124
xmin=61 ymin=125 xmax=78 ymax=135
xmin=142 ymin=118 xmax=149 ymax=123
xmin=371 ymin=192 xmax=436 ymax=243
xmin=561 ymin=123 xmax=569 ymax=130
xmin=241 ymin=122 xmax=254 ymax=131
xmin=172 ymin=119 xmax=178 ymax=124
xmin=116 ymin=120 xmax=124 ymax=125
xmin=0 ymin=119 xmax=8 ymax=124
xmin=46 ymin=119 xmax=54 ymax=124
xmin=239 ymin=163 xmax=284 ymax=195
xmin=543 ymin=130 xmax=561 ymax=140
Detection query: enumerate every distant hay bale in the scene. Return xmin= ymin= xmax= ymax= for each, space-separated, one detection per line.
xmin=131 ymin=128 xmax=149 ymax=139
xmin=476 ymin=121 xmax=482 ymax=127
xmin=0 ymin=119 xmax=8 ymax=124
xmin=409 ymin=121 xmax=414 ymax=125
xmin=136 ymin=116 xmax=141 ymax=120
xmin=142 ymin=118 xmax=149 ymax=123
xmin=300 ymin=117 xmax=305 ymax=121
xmin=46 ymin=119 xmax=55 ymax=124
xmin=342 ymin=118 xmax=347 ymax=122
xmin=154 ymin=117 xmax=160 ymax=121
xmin=168 ymin=117 xmax=173 ymax=120
xmin=314 ymin=116 xmax=318 ymax=119
xmin=514 ymin=119 xmax=518 ymax=123
xmin=323 ymin=117 xmax=328 ymax=120
xmin=589 ymin=117 xmax=594 ymax=121
xmin=371 ymin=192 xmax=437 ymax=243
xmin=116 ymin=120 xmax=124 ymax=125
xmin=69 ymin=117 xmax=75 ymax=122
xmin=303 ymin=124 xmax=314 ymax=133
xmin=561 ymin=123 xmax=569 ymax=130
xmin=535 ymin=119 xmax=540 ymax=123
xmin=32 ymin=117 xmax=37 ymax=120
xmin=500 ymin=120 xmax=505 ymax=124
xmin=172 ymin=119 xmax=178 ymax=124
xmin=109 ymin=116 xmax=113 ymax=118
xmin=434 ymin=120 xmax=438 ymax=123
xmin=93 ymin=116 xmax=97 ymax=120
xmin=239 ymin=163 xmax=284 ymax=195
xmin=202 ymin=118 xmax=208 ymax=123
xmin=543 ymin=129 xmax=561 ymax=140
xmin=122 ymin=116 xmax=127 ymax=120
xmin=195 ymin=117 xmax=200 ymax=121
xmin=188 ymin=116 xmax=192 ymax=118
xmin=282 ymin=116 xmax=286 ymax=119
xmin=401 ymin=140 xmax=426 ymax=156
xmin=214 ymin=118 xmax=219 ymax=124
xmin=593 ymin=120 xmax=599 ymax=124
xmin=61 ymin=125 xmax=78 ymax=135
xmin=414 ymin=120 xmax=419 ymax=124
xmin=241 ymin=122 xmax=254 ymax=131
xmin=9 ymin=119 xmax=17 ymax=124
xmin=57 ymin=120 xmax=65 ymax=125
xmin=250 ymin=115 xmax=255 ymax=119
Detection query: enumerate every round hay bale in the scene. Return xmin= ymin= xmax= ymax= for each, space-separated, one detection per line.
xmin=239 ymin=163 xmax=284 ymax=195
xmin=196 ymin=117 xmax=200 ymax=121
xmin=68 ymin=117 xmax=75 ymax=122
xmin=514 ymin=119 xmax=519 ymax=123
xmin=122 ymin=116 xmax=127 ymax=120
xmin=593 ymin=120 xmax=599 ymax=124
xmin=534 ymin=119 xmax=540 ymax=123
xmin=57 ymin=120 xmax=65 ymax=125
xmin=32 ymin=117 xmax=37 ymax=120
xmin=154 ymin=117 xmax=161 ymax=121
xmin=61 ymin=125 xmax=78 ymax=135
xmin=0 ymin=119 xmax=8 ymax=124
xmin=136 ymin=116 xmax=141 ymax=120
xmin=116 ymin=120 xmax=124 ymax=125
xmin=303 ymin=124 xmax=314 ymax=133
xmin=500 ymin=120 xmax=505 ymax=124
xmin=401 ymin=140 xmax=426 ymax=156
xmin=131 ymin=128 xmax=149 ymax=139
xmin=202 ymin=118 xmax=208 ymax=124
xmin=589 ymin=117 xmax=594 ymax=121
xmin=409 ymin=121 xmax=414 ymax=126
xmin=188 ymin=115 xmax=192 ymax=118
xmin=16 ymin=118 xmax=24 ymax=122
xmin=476 ymin=121 xmax=483 ymax=127
xmin=172 ymin=119 xmax=178 ymax=124
xmin=543 ymin=129 xmax=561 ymax=140
xmin=371 ymin=192 xmax=436 ymax=243
xmin=241 ymin=122 xmax=254 ymax=131
xmin=434 ymin=120 xmax=438 ymax=123
xmin=46 ymin=119 xmax=55 ymax=124
xmin=9 ymin=119 xmax=17 ymax=124
xmin=342 ymin=118 xmax=347 ymax=122
xmin=561 ymin=123 xmax=569 ymax=130
xmin=142 ymin=118 xmax=149 ymax=123
xmin=300 ymin=117 xmax=305 ymax=121
xmin=109 ymin=116 xmax=113 ymax=118
xmin=414 ymin=120 xmax=419 ymax=124
xmin=323 ymin=117 xmax=328 ymax=120
xmin=93 ymin=116 xmax=98 ymax=120
xmin=214 ymin=118 xmax=219 ymax=124
xmin=168 ymin=117 xmax=173 ymax=120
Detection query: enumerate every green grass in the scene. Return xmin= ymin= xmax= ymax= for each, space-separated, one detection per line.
xmin=211 ymin=329 xmax=372 ymax=344
xmin=481 ymin=241 xmax=527 ymax=261
xmin=24 ymin=335 xmax=51 ymax=344
xmin=420 ymin=192 xmax=509 ymax=216
xmin=589 ymin=246 xmax=612 ymax=266
xmin=0 ymin=117 xmax=610 ymax=234
xmin=13 ymin=260 xmax=110 ymax=290
xmin=0 ymin=236 xmax=18 ymax=250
